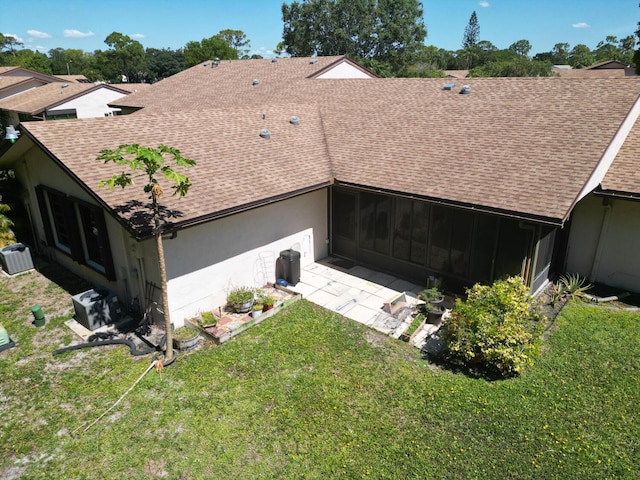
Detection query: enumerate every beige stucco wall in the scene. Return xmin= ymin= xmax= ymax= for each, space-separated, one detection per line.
xmin=162 ymin=189 xmax=328 ymax=326
xmin=566 ymin=193 xmax=640 ymax=292
xmin=10 ymin=142 xmax=328 ymax=327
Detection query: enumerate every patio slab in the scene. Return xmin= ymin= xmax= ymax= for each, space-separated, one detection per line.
xmin=293 ymin=258 xmax=425 ymax=338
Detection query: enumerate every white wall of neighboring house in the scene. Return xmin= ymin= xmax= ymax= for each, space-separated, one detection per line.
xmin=47 ymin=87 xmax=126 ymax=118
xmin=161 ymin=189 xmax=328 ymax=326
xmin=316 ymin=62 xmax=373 ymax=79
xmin=566 ymin=193 xmax=640 ymax=293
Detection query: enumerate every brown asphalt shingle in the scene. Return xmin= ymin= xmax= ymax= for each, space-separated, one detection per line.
xmin=21 ymin=103 xmax=332 ymax=234
xmin=602 ymin=120 xmax=640 ymax=194
xmin=15 ymin=57 xmax=640 ymax=232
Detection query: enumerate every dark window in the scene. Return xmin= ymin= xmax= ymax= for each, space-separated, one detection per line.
xmin=46 ymin=191 xmax=73 ymax=253
xmin=36 ymin=187 xmax=115 ymax=280
xmin=78 ymin=204 xmax=109 ymax=273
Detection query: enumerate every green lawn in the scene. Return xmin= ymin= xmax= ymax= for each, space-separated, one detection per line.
xmin=1 ymin=271 xmax=638 ymax=479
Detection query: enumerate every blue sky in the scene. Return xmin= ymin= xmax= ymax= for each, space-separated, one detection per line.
xmin=1 ymin=0 xmax=637 ymax=58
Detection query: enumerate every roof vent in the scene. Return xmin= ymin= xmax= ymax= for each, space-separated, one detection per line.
xmin=253 ymin=78 xmax=259 ymax=86
xmin=212 ymin=58 xmax=220 ymax=67
xmin=260 ymin=128 xmax=271 ymax=139
xmin=442 ymin=83 xmax=455 ymax=90
xmin=310 ymin=59 xmax=317 ymax=64
xmin=203 ymin=62 xmax=209 ymax=67
xmin=61 ymin=83 xmax=69 ymax=88
xmin=272 ymin=58 xmax=278 ymax=63
xmin=459 ymin=85 xmax=471 ymax=95
xmin=290 ymin=116 xmax=300 ymax=126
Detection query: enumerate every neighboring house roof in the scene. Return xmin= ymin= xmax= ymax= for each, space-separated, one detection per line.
xmin=110 ymin=55 xmax=374 ymax=112
xmin=551 ymin=67 xmax=626 ymax=78
xmin=0 ymin=66 xmax=68 ymax=82
xmin=56 ymin=74 xmax=91 ymax=83
xmin=444 ymin=70 xmax=469 ymax=78
xmin=0 ymin=82 xmax=131 ymax=116
xmin=586 ymin=60 xmax=632 ymax=70
xmin=7 ymin=75 xmax=640 ymax=232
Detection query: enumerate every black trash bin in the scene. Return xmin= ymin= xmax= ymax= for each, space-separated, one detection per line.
xmin=279 ymin=249 xmax=301 ymax=285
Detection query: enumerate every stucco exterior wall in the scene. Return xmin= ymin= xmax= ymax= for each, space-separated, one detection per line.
xmin=47 ymin=88 xmax=127 ymax=118
xmin=162 ymin=189 xmax=328 ymax=326
xmin=566 ymin=193 xmax=640 ymax=292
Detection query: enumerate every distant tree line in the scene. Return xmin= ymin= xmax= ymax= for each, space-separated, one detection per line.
xmin=1 ymin=3 xmax=639 ymax=81
xmin=0 ymin=29 xmax=253 ymax=83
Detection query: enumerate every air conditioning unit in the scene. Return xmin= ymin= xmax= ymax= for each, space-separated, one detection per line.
xmin=0 ymin=243 xmax=34 ymax=275
xmin=71 ymin=287 xmax=126 ymax=331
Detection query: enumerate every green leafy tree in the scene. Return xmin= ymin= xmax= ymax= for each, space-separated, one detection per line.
xmin=183 ymin=35 xmax=238 ymax=68
xmin=216 ymin=29 xmax=251 ymax=57
xmin=9 ymin=49 xmax=52 ymax=73
xmin=104 ymin=32 xmax=146 ymax=82
xmin=48 ymin=48 xmax=92 ymax=76
xmin=281 ymin=0 xmax=426 ymax=74
xmin=594 ymin=35 xmax=620 ymax=62
xmin=145 ymin=48 xmax=185 ymax=82
xmin=568 ymin=43 xmax=595 ymax=68
xmin=97 ymin=144 xmax=196 ymax=362
xmin=462 ymin=11 xmax=480 ymax=49
xmin=508 ymin=39 xmax=532 ymax=57
xmin=469 ymin=57 xmax=553 ymax=77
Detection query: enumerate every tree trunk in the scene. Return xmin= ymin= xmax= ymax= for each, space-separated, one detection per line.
xmin=154 ymin=199 xmax=173 ymax=361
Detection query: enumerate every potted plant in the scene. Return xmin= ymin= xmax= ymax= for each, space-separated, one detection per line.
xmin=226 ymin=286 xmax=255 ymax=313
xmin=262 ymin=295 xmax=276 ymax=311
xmin=419 ymin=287 xmax=446 ymax=324
xmin=252 ymin=303 xmax=264 ymax=318
xmin=400 ymin=313 xmax=425 ymax=342
xmin=172 ymin=325 xmax=200 ymax=351
xmin=419 ymin=287 xmax=444 ymax=305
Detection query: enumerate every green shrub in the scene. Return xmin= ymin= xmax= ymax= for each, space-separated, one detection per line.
xmin=443 ymin=276 xmax=545 ymax=378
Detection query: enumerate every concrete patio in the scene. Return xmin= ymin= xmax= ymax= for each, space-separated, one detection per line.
xmin=288 ymin=257 xmax=448 ymax=346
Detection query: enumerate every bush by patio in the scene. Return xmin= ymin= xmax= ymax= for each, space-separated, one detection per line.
xmin=442 ymin=276 xmax=545 ymax=378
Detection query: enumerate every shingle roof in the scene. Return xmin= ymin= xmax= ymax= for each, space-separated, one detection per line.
xmin=20 ymin=104 xmax=332 ymax=235
xmin=552 ymin=68 xmax=626 ymax=79
xmin=601 ymin=119 xmax=640 ymax=195
xmin=11 ymin=59 xmax=640 ymax=232
xmin=0 ymin=83 xmax=131 ymax=115
xmin=110 ymin=55 xmax=366 ymax=112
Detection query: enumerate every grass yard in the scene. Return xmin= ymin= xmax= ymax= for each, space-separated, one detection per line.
xmin=1 ymin=270 xmax=639 ymax=479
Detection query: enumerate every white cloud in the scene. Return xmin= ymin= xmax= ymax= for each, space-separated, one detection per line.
xmin=479 ymin=1 xmax=490 ymax=7
xmin=572 ymin=22 xmax=590 ymax=29
xmin=131 ymin=33 xmax=146 ymax=39
xmin=5 ymin=33 xmax=24 ymax=43
xmin=28 ymin=30 xmax=52 ymax=39
xmin=63 ymin=29 xmax=95 ymax=38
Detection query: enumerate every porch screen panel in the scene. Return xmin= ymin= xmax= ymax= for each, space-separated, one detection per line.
xmin=494 ymin=219 xmax=534 ymax=280
xmin=428 ymin=206 xmax=473 ymax=276
xmin=333 ymin=189 xmax=357 ymax=241
xmin=410 ymin=200 xmax=429 ymax=266
xmin=359 ymin=193 xmax=390 ymax=255
xmin=392 ymin=198 xmax=411 ymax=261
xmin=469 ymin=215 xmax=499 ymax=283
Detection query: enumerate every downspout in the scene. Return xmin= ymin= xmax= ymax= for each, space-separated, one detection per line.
xmin=589 ymin=198 xmax=613 ymax=283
